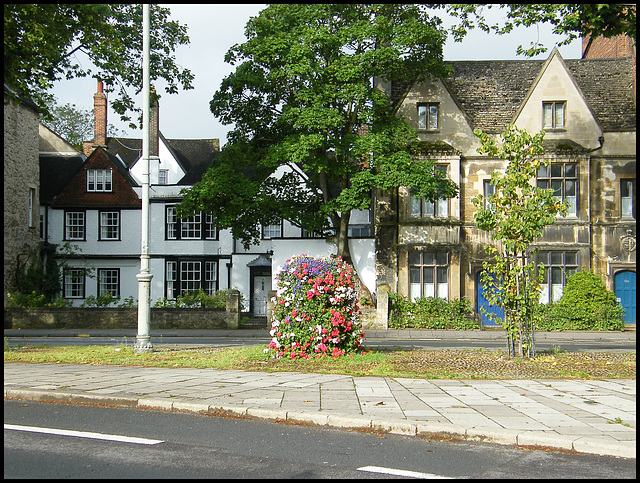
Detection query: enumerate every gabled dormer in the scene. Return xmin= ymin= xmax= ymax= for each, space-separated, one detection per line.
xmin=512 ymin=48 xmax=603 ymax=151
xmin=51 ymin=147 xmax=140 ymax=209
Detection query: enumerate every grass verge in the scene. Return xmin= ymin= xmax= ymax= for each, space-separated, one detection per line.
xmin=4 ymin=343 xmax=636 ymax=380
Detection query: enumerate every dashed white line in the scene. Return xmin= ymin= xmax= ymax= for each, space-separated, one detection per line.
xmin=4 ymin=424 xmax=164 ymax=445
xmin=357 ymin=465 xmax=452 ymax=479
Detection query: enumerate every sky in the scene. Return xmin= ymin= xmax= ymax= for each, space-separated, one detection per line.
xmin=50 ymin=4 xmax=582 ymax=147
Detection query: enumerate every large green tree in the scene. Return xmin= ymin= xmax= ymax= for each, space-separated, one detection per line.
xmin=179 ymin=4 xmax=458 ymax=291
xmin=443 ymin=4 xmax=636 ymax=57
xmin=4 ymin=4 xmax=194 ymax=128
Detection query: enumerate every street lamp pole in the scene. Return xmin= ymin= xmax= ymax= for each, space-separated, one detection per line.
xmin=134 ymin=3 xmax=153 ymax=353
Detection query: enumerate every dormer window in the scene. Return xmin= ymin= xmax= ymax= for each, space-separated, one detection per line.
xmin=543 ymin=101 xmax=565 ymax=129
xmin=418 ymin=103 xmax=439 ymax=131
xmin=87 ymin=168 xmax=112 ymax=192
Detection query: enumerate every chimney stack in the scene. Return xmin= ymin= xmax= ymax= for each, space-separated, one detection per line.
xmin=83 ymin=79 xmax=108 ymax=156
xmin=149 ymin=87 xmax=159 ymax=158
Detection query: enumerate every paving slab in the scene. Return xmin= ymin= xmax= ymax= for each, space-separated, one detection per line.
xmin=3 ymin=361 xmax=636 ymax=459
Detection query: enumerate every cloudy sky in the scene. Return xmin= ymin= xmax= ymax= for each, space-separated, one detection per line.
xmin=50 ymin=4 xmax=582 ymax=147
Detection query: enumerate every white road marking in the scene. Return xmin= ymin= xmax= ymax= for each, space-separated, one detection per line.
xmin=4 ymin=424 xmax=164 ymax=445
xmin=357 ymin=465 xmax=452 ymax=479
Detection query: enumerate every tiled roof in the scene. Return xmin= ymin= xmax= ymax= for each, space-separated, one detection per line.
xmin=50 ymin=148 xmax=141 ymax=208
xmin=564 ymin=57 xmax=636 ymax=131
xmin=392 ymin=55 xmax=636 ymax=134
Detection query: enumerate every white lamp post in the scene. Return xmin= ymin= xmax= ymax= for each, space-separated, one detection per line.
xmin=134 ymin=3 xmax=153 ymax=353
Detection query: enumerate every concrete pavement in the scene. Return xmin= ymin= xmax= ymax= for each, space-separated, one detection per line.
xmin=3 ymin=351 xmax=635 ymax=459
xmin=4 ymin=329 xmax=636 ymax=458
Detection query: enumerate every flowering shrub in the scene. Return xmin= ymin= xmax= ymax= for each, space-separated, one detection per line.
xmin=268 ymin=255 xmax=365 ymax=359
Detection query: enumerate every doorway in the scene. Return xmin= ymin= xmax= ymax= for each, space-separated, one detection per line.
xmin=252 ymin=274 xmax=271 ymax=317
xmin=476 ymin=271 xmax=503 ymax=327
xmin=614 ymin=270 xmax=636 ymax=324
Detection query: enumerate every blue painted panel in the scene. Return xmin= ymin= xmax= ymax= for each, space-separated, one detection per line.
xmin=477 ymin=271 xmax=503 ymax=326
xmin=615 ymin=271 xmax=636 ymax=324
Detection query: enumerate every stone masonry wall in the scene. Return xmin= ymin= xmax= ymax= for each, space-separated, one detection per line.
xmin=4 ymin=95 xmax=41 ymax=306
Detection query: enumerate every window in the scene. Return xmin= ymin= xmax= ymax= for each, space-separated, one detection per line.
xmin=204 ymin=261 xmax=218 ymax=296
xmin=99 ymin=211 xmax=120 ymax=240
xmin=418 ymin=103 xmax=439 ymax=130
xmin=302 ymin=228 xmax=324 ymax=238
xmin=166 ymin=206 xmax=178 ymax=239
xmin=205 ymin=214 xmax=217 ymax=239
xmin=262 ymin=221 xmax=282 ymax=239
xmin=348 ymin=225 xmax=372 ymax=237
xmin=28 ymin=188 xmax=36 ymax=228
xmin=64 ymin=269 xmax=86 ymax=298
xmin=409 ymin=251 xmax=449 ymax=301
xmin=166 ymin=206 xmax=218 ymax=240
xmin=98 ymin=269 xmax=119 ymax=297
xmin=65 ymin=211 xmax=85 ymax=240
xmin=181 ymin=213 xmax=202 ymax=239
xmin=409 ymin=166 xmax=449 ymax=218
xmin=543 ymin=101 xmax=566 ymax=129
xmin=621 ymin=179 xmax=635 ymax=219
xmin=87 ymin=168 xmax=112 ymax=192
xmin=165 ymin=259 xmax=219 ymax=299
xmin=483 ymin=180 xmax=496 ymax=213
xmin=180 ymin=261 xmax=201 ymax=292
xmin=537 ymin=251 xmax=579 ymax=304
xmin=158 ymin=169 xmax=168 ymax=185
xmin=166 ymin=261 xmax=178 ymax=299
xmin=537 ymin=163 xmax=578 ymax=215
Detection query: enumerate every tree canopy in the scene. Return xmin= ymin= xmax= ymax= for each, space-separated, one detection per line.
xmin=179 ymin=4 xmax=458 ymax=268
xmin=4 ymin=4 xmax=194 ymax=128
xmin=444 ymin=4 xmax=636 ymax=57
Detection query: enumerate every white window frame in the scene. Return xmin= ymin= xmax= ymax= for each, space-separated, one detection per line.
xmin=538 ymin=251 xmax=578 ymax=304
xmin=64 ymin=269 xmax=86 ymax=299
xmin=87 ymin=168 xmax=113 ymax=192
xmin=542 ymin=101 xmax=566 ymax=129
xmin=262 ymin=221 xmax=282 ymax=239
xmin=409 ymin=251 xmax=449 ymax=301
xmin=99 ymin=211 xmax=120 ymax=240
xmin=418 ymin=103 xmax=439 ymax=131
xmin=65 ymin=211 xmax=85 ymax=240
xmin=98 ymin=268 xmax=119 ymax=297
xmin=537 ymin=163 xmax=578 ymax=216
xmin=409 ymin=166 xmax=449 ymax=219
xmin=621 ymin=179 xmax=635 ymax=219
xmin=158 ymin=169 xmax=168 ymax=185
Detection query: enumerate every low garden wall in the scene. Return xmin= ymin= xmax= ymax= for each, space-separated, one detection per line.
xmin=5 ymin=307 xmax=234 ymax=330
xmin=5 ymin=290 xmax=242 ymax=330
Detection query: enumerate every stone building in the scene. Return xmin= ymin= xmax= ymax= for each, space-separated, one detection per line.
xmin=374 ymin=48 xmax=636 ymax=325
xmin=4 ymin=85 xmax=41 ymax=306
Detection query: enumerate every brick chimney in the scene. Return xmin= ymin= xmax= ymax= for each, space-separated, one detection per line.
xmin=83 ymin=79 xmax=108 ymax=156
xmin=149 ymin=87 xmax=159 ymax=158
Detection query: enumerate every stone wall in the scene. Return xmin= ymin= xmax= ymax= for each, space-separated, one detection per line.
xmin=4 ymin=91 xmax=41 ymax=306
xmin=5 ymin=307 xmax=234 ymax=330
xmin=5 ymin=290 xmax=243 ymax=330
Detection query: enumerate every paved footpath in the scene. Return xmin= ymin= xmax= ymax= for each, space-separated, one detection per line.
xmin=4 ymin=360 xmax=635 ymax=458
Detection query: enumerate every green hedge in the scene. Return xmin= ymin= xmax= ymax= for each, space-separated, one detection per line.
xmin=534 ymin=271 xmax=625 ymax=331
xmin=389 ymin=294 xmax=477 ymax=330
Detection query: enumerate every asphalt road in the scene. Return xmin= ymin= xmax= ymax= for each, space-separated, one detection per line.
xmin=4 ymin=336 xmax=635 ymax=353
xmin=4 ymin=400 xmax=636 ymax=479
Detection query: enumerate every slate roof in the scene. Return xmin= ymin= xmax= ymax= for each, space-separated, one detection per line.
xmin=392 ymin=55 xmax=636 ymax=134
xmin=105 ymin=134 xmax=219 ymax=185
xmin=39 ymin=154 xmax=85 ymax=204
